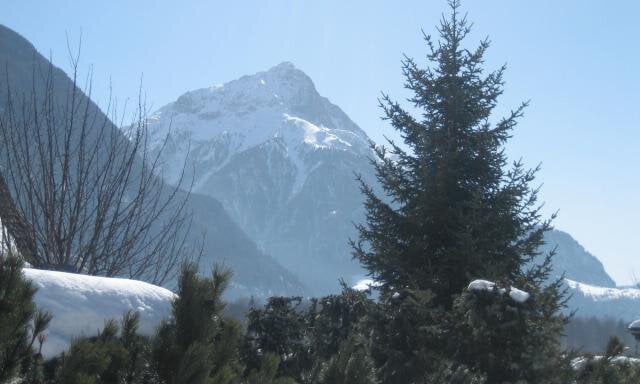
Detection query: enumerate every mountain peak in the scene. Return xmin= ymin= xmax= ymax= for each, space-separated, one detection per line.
xmin=268 ymin=61 xmax=298 ymax=73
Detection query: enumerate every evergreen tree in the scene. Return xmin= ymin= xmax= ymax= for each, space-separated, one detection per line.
xmin=54 ymin=312 xmax=153 ymax=384
xmin=308 ymin=284 xmax=373 ymax=362
xmin=351 ymin=1 xmax=568 ymax=381
xmin=0 ymin=256 xmax=50 ymax=383
xmin=451 ymin=279 xmax=571 ymax=383
xmin=244 ymin=353 xmax=297 ymax=384
xmin=151 ymin=263 xmax=244 ymax=384
xmin=317 ymin=336 xmax=378 ymax=384
xmin=574 ymin=337 xmax=640 ymax=384
xmin=244 ymin=296 xmax=312 ymax=382
xmin=353 ymin=0 xmax=550 ymax=308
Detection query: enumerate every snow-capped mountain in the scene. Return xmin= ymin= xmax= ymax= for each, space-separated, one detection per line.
xmin=147 ymin=62 xmax=376 ymax=294
xmin=0 ymin=25 xmax=306 ymax=298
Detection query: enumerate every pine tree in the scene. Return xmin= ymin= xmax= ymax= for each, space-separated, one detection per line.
xmin=54 ymin=312 xmax=153 ymax=384
xmin=151 ymin=263 xmax=244 ymax=384
xmin=351 ymin=1 xmax=568 ymax=381
xmin=244 ymin=296 xmax=312 ymax=382
xmin=308 ymin=284 xmax=373 ymax=362
xmin=244 ymin=353 xmax=297 ymax=384
xmin=317 ymin=336 xmax=378 ymax=384
xmin=574 ymin=337 xmax=640 ymax=384
xmin=451 ymin=279 xmax=571 ymax=383
xmin=0 ymin=256 xmax=50 ymax=383
xmin=353 ymin=0 xmax=549 ymax=307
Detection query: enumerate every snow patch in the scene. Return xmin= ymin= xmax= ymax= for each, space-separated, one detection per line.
xmin=571 ymin=356 xmax=640 ymax=371
xmin=352 ymin=278 xmax=381 ymax=291
xmin=24 ymin=268 xmax=175 ymax=357
xmin=467 ymin=279 xmax=530 ymax=303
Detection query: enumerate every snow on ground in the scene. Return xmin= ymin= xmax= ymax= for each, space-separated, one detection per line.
xmin=467 ymin=279 xmax=530 ymax=303
xmin=23 ymin=268 xmax=175 ymax=357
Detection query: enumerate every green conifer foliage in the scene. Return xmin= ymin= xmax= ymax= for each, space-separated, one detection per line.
xmin=244 ymin=353 xmax=297 ymax=384
xmin=0 ymin=256 xmax=50 ymax=383
xmin=317 ymin=336 xmax=378 ymax=384
xmin=352 ymin=0 xmax=551 ymax=306
xmin=574 ymin=337 xmax=640 ymax=384
xmin=151 ymin=263 xmax=244 ymax=384
xmin=351 ymin=1 xmax=569 ymax=381
xmin=451 ymin=283 xmax=571 ymax=383
xmin=54 ymin=312 xmax=152 ymax=384
xmin=244 ymin=296 xmax=311 ymax=381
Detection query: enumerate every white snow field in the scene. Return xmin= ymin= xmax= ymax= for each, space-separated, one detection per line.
xmin=23 ymin=268 xmax=175 ymax=357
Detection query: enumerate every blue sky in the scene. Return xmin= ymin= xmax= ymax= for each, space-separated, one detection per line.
xmin=2 ymin=1 xmax=638 ymax=284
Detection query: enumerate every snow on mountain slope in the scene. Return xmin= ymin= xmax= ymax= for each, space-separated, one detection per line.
xmin=565 ymin=279 xmax=640 ymax=321
xmin=147 ymin=62 xmax=371 ymax=190
xmin=147 ymin=62 xmax=376 ymax=294
xmin=24 ymin=268 xmax=174 ymax=357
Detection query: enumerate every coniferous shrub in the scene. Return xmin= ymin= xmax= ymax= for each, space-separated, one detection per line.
xmin=244 ymin=296 xmax=311 ymax=382
xmin=451 ymin=280 xmax=571 ymax=383
xmin=54 ymin=312 xmax=153 ymax=384
xmin=316 ymin=336 xmax=378 ymax=384
xmin=574 ymin=337 xmax=640 ymax=384
xmin=151 ymin=263 xmax=245 ymax=384
xmin=0 ymin=256 xmax=50 ymax=383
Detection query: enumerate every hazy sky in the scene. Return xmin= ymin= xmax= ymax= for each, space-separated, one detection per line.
xmin=2 ymin=1 xmax=638 ymax=284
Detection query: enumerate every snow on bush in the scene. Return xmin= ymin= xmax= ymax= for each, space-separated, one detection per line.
xmin=571 ymin=355 xmax=640 ymax=372
xmin=352 ymin=278 xmax=382 ymax=291
xmin=23 ymin=268 xmax=175 ymax=357
xmin=467 ymin=279 xmax=530 ymax=303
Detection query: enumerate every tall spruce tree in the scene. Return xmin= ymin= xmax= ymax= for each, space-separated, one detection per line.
xmin=354 ymin=0 xmax=550 ymax=307
xmin=352 ymin=1 xmax=568 ymax=382
xmin=353 ymin=0 xmax=552 ymax=310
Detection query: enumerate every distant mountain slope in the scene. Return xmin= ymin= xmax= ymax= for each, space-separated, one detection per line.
xmin=541 ymin=229 xmax=616 ymax=287
xmin=0 ymin=25 xmax=306 ymax=298
xmin=566 ymin=279 xmax=640 ymax=321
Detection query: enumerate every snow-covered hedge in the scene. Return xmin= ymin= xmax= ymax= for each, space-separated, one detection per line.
xmin=23 ymin=268 xmax=175 ymax=357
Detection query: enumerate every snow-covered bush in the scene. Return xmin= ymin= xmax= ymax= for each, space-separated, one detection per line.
xmin=449 ymin=279 xmax=572 ymax=383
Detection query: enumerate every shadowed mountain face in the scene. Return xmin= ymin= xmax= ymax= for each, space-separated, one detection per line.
xmin=0 ymin=24 xmax=306 ymax=298
xmin=146 ymin=63 xmax=617 ymax=296
xmin=540 ymin=229 xmax=615 ymax=287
